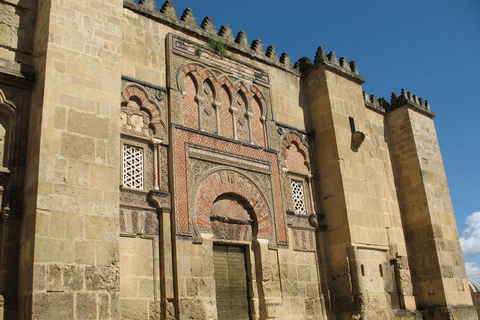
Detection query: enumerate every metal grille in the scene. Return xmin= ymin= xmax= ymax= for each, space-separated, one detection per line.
xmin=291 ymin=180 xmax=306 ymax=214
xmin=123 ymin=145 xmax=143 ymax=189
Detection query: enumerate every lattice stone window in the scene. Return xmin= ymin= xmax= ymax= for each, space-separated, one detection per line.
xmin=291 ymin=180 xmax=306 ymax=215
xmin=123 ymin=145 xmax=144 ymax=189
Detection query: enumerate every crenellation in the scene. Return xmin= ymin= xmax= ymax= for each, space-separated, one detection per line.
xmin=0 ymin=0 xmax=475 ymax=319
xmin=180 ymin=8 xmax=198 ymax=29
xmin=279 ymin=52 xmax=293 ymax=69
xmin=200 ymin=16 xmax=216 ymax=36
xmin=217 ymin=25 xmax=234 ymax=43
xmin=250 ymin=39 xmax=264 ymax=53
xmin=314 ymin=46 xmax=328 ymax=65
xmin=303 ymin=45 xmax=364 ymax=81
xmin=327 ymin=51 xmax=339 ymax=66
xmin=124 ymin=0 xmax=301 ymax=75
xmin=349 ymin=60 xmax=358 ymax=74
xmin=138 ymin=0 xmax=156 ymax=11
xmin=235 ymin=30 xmax=249 ymax=49
xmin=389 ymin=88 xmax=433 ymax=117
xmin=159 ymin=0 xmax=177 ymax=20
xmin=363 ymin=91 xmax=388 ymax=113
xmin=265 ymin=45 xmax=279 ymax=62
xmin=295 ymin=57 xmax=313 ymax=73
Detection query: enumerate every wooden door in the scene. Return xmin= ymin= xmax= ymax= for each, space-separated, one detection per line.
xmin=213 ymin=244 xmax=251 ymax=320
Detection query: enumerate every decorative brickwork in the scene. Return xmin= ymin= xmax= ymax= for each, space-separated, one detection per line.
xmin=280 ymin=132 xmax=310 ymax=173
xmin=178 ymin=62 xmax=268 ymax=146
xmin=218 ymin=85 xmax=234 ymax=139
xmin=195 ymin=170 xmax=271 ymax=240
xmin=251 ymin=96 xmax=265 ymax=147
xmin=1 ymin=0 xmax=474 ymax=318
xmin=173 ymin=126 xmax=287 ymax=244
xmin=182 ymin=73 xmax=199 ymax=130
xmin=121 ymin=82 xmax=167 ymax=141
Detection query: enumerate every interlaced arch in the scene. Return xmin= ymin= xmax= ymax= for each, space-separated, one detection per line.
xmin=121 ymin=83 xmax=165 ymax=139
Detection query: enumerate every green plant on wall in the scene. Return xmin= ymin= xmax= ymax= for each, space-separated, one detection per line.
xmin=194 ymin=46 xmax=203 ymax=56
xmin=207 ymin=37 xmax=227 ymax=56
xmin=194 ymin=37 xmax=233 ymax=58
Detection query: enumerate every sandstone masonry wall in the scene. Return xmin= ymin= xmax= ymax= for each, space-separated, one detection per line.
xmin=20 ymin=0 xmax=124 ymax=319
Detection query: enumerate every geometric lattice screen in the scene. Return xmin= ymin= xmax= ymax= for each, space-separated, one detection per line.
xmin=123 ymin=145 xmax=144 ymax=189
xmin=291 ymin=180 xmax=306 ymax=214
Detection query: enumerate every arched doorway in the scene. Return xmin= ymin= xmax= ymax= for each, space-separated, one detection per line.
xmin=194 ymin=169 xmax=272 ymax=320
xmin=211 ymin=194 xmax=254 ymax=320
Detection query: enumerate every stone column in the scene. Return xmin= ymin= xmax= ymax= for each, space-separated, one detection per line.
xmin=19 ymin=0 xmax=124 ymax=318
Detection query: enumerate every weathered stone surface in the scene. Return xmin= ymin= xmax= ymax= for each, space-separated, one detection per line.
xmin=0 ymin=0 xmax=473 ymax=319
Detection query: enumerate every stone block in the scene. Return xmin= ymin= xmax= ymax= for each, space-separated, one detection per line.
xmin=96 ymin=240 xmax=119 ymax=267
xmin=74 ymin=240 xmax=96 ymax=265
xmin=98 ymin=293 xmax=110 ymax=319
xmin=60 ymin=132 xmax=96 ymax=162
xmin=190 ymin=256 xmax=204 ymax=277
xmin=49 ymin=211 xmax=66 ymax=238
xmin=33 ymin=292 xmax=74 ymax=320
xmin=75 ymin=293 xmax=97 ymax=320
xmin=179 ymin=298 xmax=207 ymax=320
xmin=65 ymin=213 xmax=84 ymax=239
xmin=138 ymin=277 xmax=155 ymax=299
xmin=121 ymin=299 xmax=148 ymax=320
xmin=34 ymin=264 xmax=46 ymax=291
xmin=63 ymin=265 xmax=83 ymax=291
xmin=47 ymin=264 xmax=63 ymax=292
xmin=185 ymin=278 xmax=199 ymax=297
xmin=85 ymin=266 xmax=119 ymax=291
xmin=35 ymin=237 xmax=74 ymax=263
xmin=84 ymin=216 xmax=117 ymax=241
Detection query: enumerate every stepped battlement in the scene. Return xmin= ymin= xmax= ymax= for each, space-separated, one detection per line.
xmin=363 ymin=88 xmax=435 ymax=117
xmin=126 ymin=0 xmax=365 ymax=82
xmin=126 ymin=0 xmax=300 ymax=73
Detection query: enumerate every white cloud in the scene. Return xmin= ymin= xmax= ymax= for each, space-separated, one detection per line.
xmin=460 ymin=211 xmax=480 ymax=256
xmin=465 ymin=262 xmax=480 ymax=280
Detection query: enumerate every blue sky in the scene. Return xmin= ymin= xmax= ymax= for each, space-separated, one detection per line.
xmin=153 ymin=0 xmax=480 ymax=278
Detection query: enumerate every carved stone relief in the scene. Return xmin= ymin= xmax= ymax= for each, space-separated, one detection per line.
xmin=191 ymin=166 xmax=272 ymax=241
xmin=184 ymin=143 xmax=276 ymax=242
xmin=168 ymin=34 xmax=273 ymax=150
xmin=121 ymin=80 xmax=168 ymax=143
xmin=120 ymin=208 xmax=158 ymax=237
xmin=200 ymin=80 xmax=217 ymax=134
xmin=234 ymin=91 xmax=250 ymax=143
xmin=119 ymin=80 xmax=170 ymax=238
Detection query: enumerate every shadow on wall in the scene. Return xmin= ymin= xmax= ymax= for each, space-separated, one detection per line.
xmin=0 ymin=0 xmax=37 ymax=319
xmin=0 ymin=0 xmax=36 ymax=76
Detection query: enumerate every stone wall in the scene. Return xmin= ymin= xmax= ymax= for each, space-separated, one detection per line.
xmin=19 ymin=0 xmax=124 ymax=318
xmin=304 ymin=66 xmax=419 ymax=319
xmin=387 ymin=104 xmax=476 ymax=319
xmin=0 ymin=0 xmax=476 ymax=319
